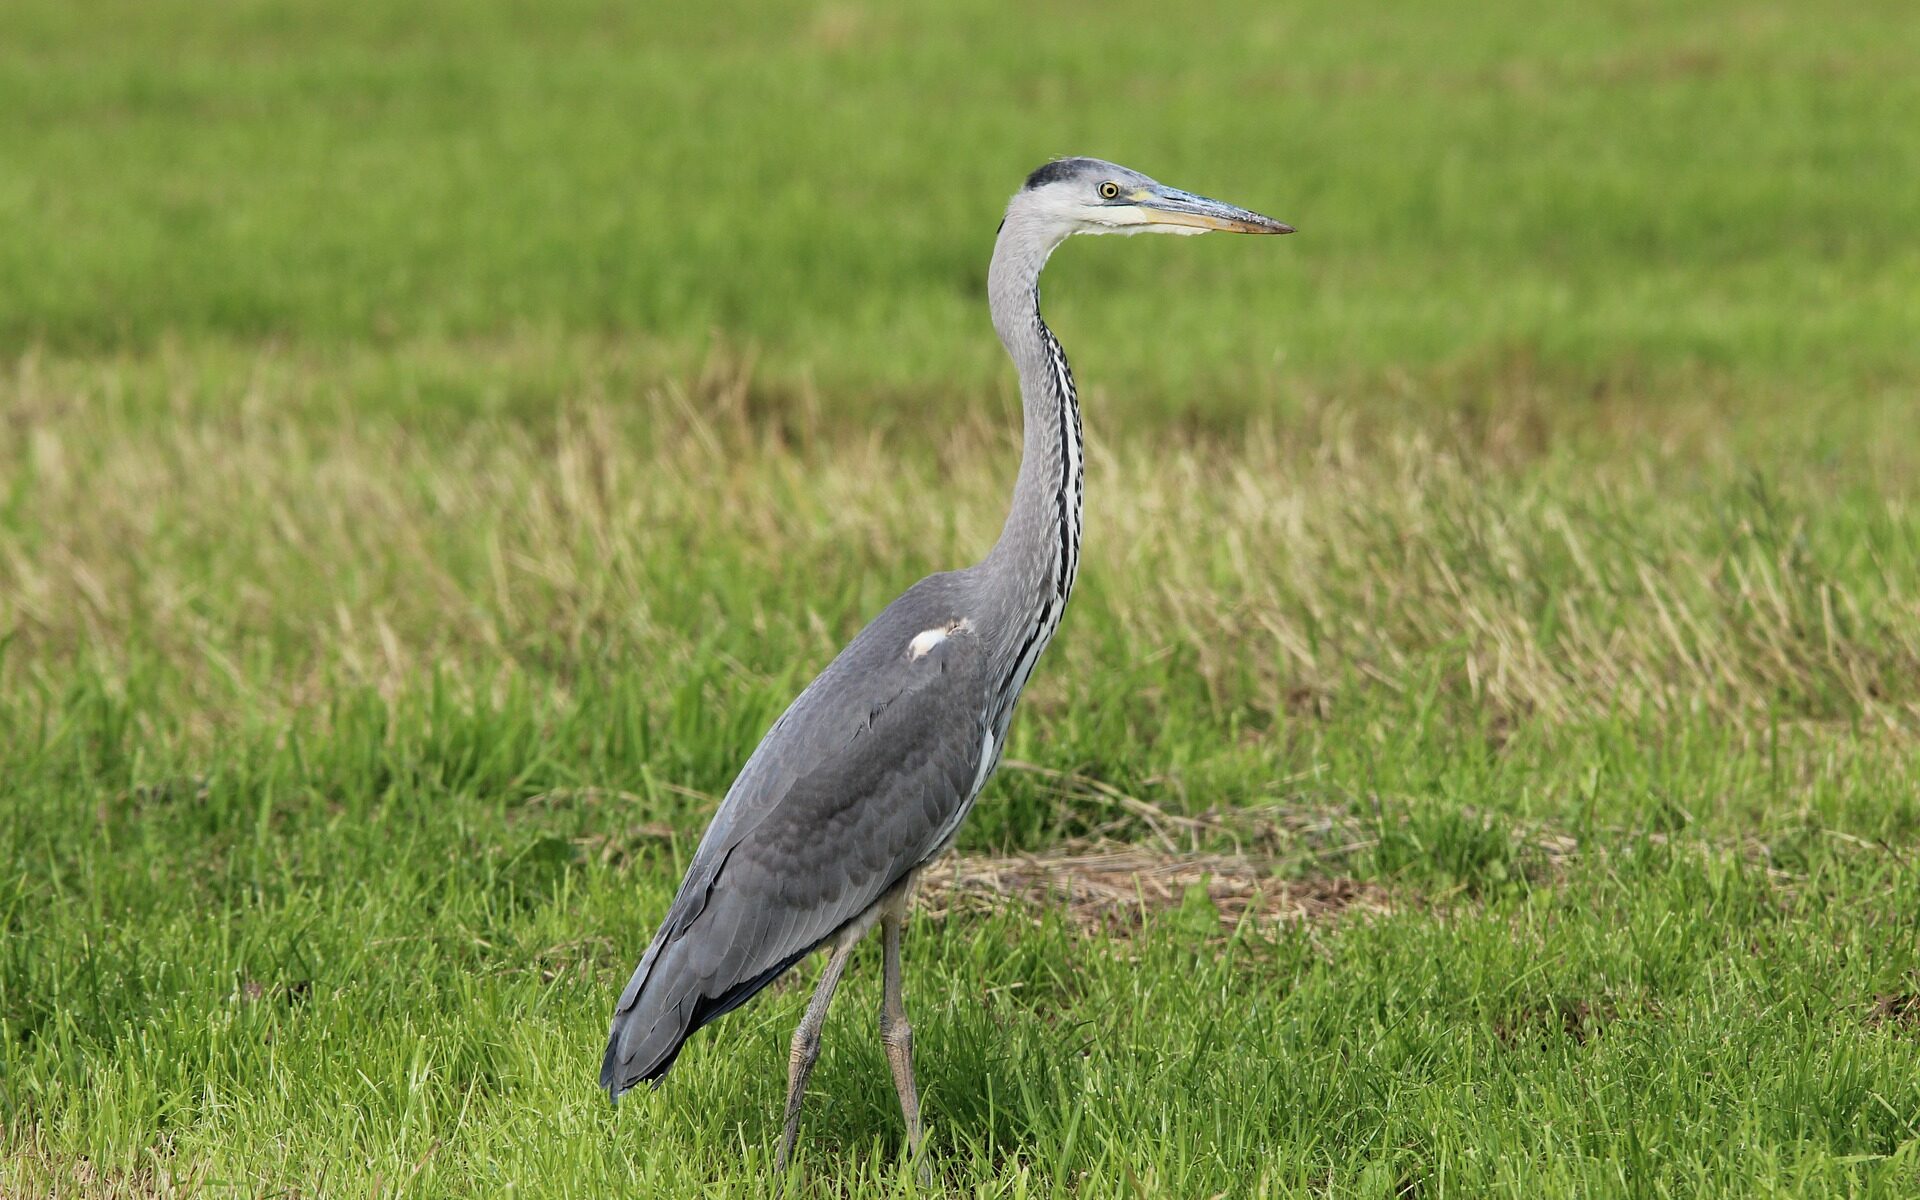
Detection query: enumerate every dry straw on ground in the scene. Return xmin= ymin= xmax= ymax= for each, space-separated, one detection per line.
xmin=4 ymin=344 xmax=1918 ymax=739
xmin=918 ymin=844 xmax=1392 ymax=936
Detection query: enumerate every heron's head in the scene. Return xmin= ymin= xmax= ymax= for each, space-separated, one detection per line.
xmin=1010 ymin=157 xmax=1293 ymax=238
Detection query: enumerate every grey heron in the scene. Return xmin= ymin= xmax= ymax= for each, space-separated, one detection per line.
xmin=600 ymin=157 xmax=1291 ymax=1178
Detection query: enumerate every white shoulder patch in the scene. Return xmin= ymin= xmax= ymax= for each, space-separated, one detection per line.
xmin=907 ymin=617 xmax=973 ymax=661
xmin=907 ymin=627 xmax=947 ymax=659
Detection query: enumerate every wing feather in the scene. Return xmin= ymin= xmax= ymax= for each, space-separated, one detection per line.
xmin=601 ymin=578 xmax=992 ymax=1096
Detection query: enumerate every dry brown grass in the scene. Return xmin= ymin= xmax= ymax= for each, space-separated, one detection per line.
xmin=919 ymin=844 xmax=1393 ymax=935
xmin=2 ymin=1138 xmax=202 ymax=1200
xmin=3 ymin=340 xmax=1917 ymax=742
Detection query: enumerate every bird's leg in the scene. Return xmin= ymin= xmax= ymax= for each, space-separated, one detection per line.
xmin=879 ymin=892 xmax=931 ymax=1185
xmin=777 ymin=933 xmax=858 ymax=1178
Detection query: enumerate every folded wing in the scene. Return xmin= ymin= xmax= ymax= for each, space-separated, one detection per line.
xmin=601 ymin=595 xmax=991 ymax=1097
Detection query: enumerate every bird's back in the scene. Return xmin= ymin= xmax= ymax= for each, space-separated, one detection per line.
xmin=601 ymin=570 xmax=997 ymax=1096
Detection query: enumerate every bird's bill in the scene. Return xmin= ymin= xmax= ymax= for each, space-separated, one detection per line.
xmin=1132 ymin=185 xmax=1294 ymax=235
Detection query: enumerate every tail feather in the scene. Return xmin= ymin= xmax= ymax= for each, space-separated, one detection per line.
xmin=599 ymin=995 xmax=690 ymax=1097
xmin=600 ymin=935 xmax=686 ymax=1099
xmin=600 ymin=941 xmax=815 ymax=1100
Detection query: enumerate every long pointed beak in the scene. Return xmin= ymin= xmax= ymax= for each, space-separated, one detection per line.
xmin=1133 ymin=184 xmax=1294 ymax=235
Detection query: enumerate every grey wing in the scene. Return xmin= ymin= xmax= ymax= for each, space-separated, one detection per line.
xmin=600 ymin=610 xmax=991 ymax=1097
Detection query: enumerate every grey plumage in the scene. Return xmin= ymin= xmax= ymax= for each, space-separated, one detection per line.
xmin=599 ymin=158 xmax=1290 ymax=1173
xmin=601 ymin=573 xmax=992 ymax=1085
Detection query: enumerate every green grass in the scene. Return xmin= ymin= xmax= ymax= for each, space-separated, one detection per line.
xmin=4 ymin=0 xmax=1919 ymax=400
xmin=5 ymin=0 xmax=1920 ymax=1195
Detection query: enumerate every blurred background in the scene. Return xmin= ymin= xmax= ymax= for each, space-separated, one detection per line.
xmin=4 ymin=1 xmax=1919 ymax=1194
xmin=5 ymin=0 xmax=1917 ymax=396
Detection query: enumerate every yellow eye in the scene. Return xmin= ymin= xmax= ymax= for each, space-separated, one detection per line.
xmin=1098 ymin=181 xmax=1120 ymax=200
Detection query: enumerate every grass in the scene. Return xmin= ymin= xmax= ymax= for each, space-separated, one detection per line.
xmin=4 ymin=0 xmax=1920 ymax=1195
xmin=4 ymin=0 xmax=1919 ymax=399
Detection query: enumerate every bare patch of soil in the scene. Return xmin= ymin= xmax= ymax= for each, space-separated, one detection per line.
xmin=919 ymin=843 xmax=1392 ymax=936
xmin=1493 ymin=997 xmax=1614 ymax=1050
xmin=1867 ymin=992 xmax=1920 ymax=1032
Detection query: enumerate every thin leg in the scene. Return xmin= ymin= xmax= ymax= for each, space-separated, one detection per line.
xmin=879 ymin=891 xmax=931 ymax=1184
xmin=777 ymin=934 xmax=859 ymax=1177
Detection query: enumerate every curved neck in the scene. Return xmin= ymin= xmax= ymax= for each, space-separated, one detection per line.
xmin=979 ymin=212 xmax=1085 ymax=663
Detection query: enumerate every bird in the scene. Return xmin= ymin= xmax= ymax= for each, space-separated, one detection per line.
xmin=600 ymin=157 xmax=1292 ymax=1179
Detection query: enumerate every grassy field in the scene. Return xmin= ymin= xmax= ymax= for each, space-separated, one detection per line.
xmin=4 ymin=0 xmax=1920 ymax=1196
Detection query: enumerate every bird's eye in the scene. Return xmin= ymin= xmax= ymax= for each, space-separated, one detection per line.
xmin=1098 ymin=181 xmax=1120 ymax=200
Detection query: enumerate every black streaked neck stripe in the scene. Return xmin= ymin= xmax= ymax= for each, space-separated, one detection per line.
xmin=990 ymin=300 xmax=1085 ymax=730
